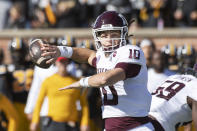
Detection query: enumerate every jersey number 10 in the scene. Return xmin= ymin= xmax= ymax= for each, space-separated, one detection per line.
xmin=129 ymin=49 xmax=140 ymax=59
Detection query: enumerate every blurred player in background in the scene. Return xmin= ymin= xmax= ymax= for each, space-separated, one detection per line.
xmin=178 ymin=44 xmax=196 ymax=73
xmin=30 ymin=57 xmax=89 ymax=131
xmin=149 ymin=64 xmax=197 ymax=131
xmin=147 ymin=50 xmax=169 ymax=93
xmin=139 ymin=39 xmax=156 ymax=69
xmin=161 ymin=43 xmax=178 ymax=74
xmin=9 ymin=37 xmax=34 ymax=131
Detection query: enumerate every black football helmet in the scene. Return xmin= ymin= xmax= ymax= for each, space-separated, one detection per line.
xmin=178 ymin=44 xmax=196 ymax=69
xmin=161 ymin=44 xmax=178 ymax=70
xmin=92 ymin=11 xmax=128 ymax=52
xmin=9 ymin=37 xmax=27 ymax=65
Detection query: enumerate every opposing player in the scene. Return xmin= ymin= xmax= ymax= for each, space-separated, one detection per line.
xmin=39 ymin=11 xmax=155 ymax=130
xmin=149 ymin=64 xmax=197 ymax=131
xmin=9 ymin=37 xmax=34 ymax=131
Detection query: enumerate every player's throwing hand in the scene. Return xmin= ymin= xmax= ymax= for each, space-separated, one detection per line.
xmin=59 ymin=81 xmax=81 ymax=90
xmin=41 ymin=44 xmax=61 ymax=64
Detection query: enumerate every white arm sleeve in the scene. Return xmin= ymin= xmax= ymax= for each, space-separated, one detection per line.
xmin=57 ymin=46 xmax=73 ymax=58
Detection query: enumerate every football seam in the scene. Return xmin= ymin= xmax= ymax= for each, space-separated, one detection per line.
xmin=36 ymin=57 xmax=46 ymax=64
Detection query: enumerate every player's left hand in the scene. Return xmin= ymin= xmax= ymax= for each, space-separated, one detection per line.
xmin=59 ymin=81 xmax=81 ymax=90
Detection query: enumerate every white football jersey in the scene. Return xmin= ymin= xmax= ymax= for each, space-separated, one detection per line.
xmin=95 ymin=45 xmax=151 ymax=118
xmin=149 ymin=74 xmax=197 ymax=131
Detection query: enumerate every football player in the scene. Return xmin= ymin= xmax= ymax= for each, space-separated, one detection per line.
xmin=139 ymin=39 xmax=156 ymax=69
xmin=177 ymin=44 xmax=196 ymax=73
xmin=149 ymin=64 xmax=197 ymax=131
xmin=39 ymin=11 xmax=157 ymax=130
xmin=161 ymin=44 xmax=179 ymax=73
xmin=8 ymin=37 xmax=34 ymax=131
xmin=8 ymin=37 xmax=34 ymax=100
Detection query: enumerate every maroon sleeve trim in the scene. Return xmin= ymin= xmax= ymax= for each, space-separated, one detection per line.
xmin=92 ymin=57 xmax=97 ymax=68
xmin=115 ymin=62 xmax=141 ymax=78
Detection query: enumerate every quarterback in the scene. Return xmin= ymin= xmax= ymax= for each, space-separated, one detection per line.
xmin=39 ymin=11 xmax=157 ymax=130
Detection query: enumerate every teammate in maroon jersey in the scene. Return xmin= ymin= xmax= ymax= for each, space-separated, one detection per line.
xmin=149 ymin=64 xmax=197 ymax=131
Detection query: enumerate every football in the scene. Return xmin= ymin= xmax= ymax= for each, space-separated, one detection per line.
xmin=29 ymin=39 xmax=52 ymax=69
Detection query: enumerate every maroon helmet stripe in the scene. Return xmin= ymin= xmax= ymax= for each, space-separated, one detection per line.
xmin=115 ymin=62 xmax=141 ymax=78
xmin=93 ymin=11 xmax=127 ymax=29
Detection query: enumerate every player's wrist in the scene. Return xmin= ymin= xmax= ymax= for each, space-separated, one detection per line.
xmin=79 ymin=77 xmax=90 ymax=88
xmin=57 ymin=46 xmax=73 ymax=58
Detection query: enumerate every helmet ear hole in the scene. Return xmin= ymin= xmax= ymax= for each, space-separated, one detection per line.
xmin=96 ymin=31 xmax=102 ymax=37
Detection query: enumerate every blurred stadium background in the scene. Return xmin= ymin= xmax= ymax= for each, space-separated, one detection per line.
xmin=1 ymin=28 xmax=197 ymax=64
xmin=0 ymin=0 xmax=197 ymax=131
